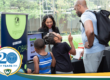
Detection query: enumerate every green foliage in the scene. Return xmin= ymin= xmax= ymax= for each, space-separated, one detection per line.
xmin=0 ymin=0 xmax=109 ymax=20
xmin=0 ymin=0 xmax=109 ymax=29
xmin=0 ymin=0 xmax=43 ymax=19
xmin=62 ymin=35 xmax=82 ymax=49
xmin=86 ymin=0 xmax=97 ymax=10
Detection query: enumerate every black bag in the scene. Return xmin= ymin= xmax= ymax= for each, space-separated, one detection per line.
xmin=80 ymin=10 xmax=110 ymax=46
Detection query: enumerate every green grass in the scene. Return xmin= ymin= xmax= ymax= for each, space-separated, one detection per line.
xmin=62 ymin=35 xmax=110 ymax=49
xmin=62 ymin=35 xmax=82 ymax=49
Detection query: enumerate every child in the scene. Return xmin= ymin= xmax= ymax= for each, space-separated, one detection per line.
xmin=43 ymin=32 xmax=76 ymax=74
xmin=27 ymin=39 xmax=56 ymax=74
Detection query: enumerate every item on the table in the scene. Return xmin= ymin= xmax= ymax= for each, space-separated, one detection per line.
xmin=78 ymin=43 xmax=84 ymax=49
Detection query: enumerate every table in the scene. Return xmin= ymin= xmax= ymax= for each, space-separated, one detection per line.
xmin=71 ymin=50 xmax=110 ymax=73
xmin=71 ymin=59 xmax=85 ymax=73
xmin=104 ymin=50 xmax=110 ymax=72
xmin=51 ymin=59 xmax=85 ymax=74
xmin=27 ymin=50 xmax=110 ymax=74
xmin=98 ymin=50 xmax=110 ymax=72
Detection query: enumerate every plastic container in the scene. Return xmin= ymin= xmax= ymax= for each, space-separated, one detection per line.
xmin=78 ymin=43 xmax=84 ymax=49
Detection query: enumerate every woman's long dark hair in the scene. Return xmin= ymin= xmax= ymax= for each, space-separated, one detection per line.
xmin=41 ymin=15 xmax=57 ymax=31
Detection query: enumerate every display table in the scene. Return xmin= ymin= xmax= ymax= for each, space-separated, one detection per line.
xmin=71 ymin=59 xmax=85 ymax=73
xmin=27 ymin=50 xmax=110 ymax=74
xmin=98 ymin=50 xmax=110 ymax=72
xmin=71 ymin=50 xmax=110 ymax=73
xmin=103 ymin=50 xmax=110 ymax=72
xmin=51 ymin=59 xmax=85 ymax=74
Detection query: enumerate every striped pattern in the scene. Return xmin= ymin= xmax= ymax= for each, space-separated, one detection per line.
xmin=37 ymin=52 xmax=52 ymax=74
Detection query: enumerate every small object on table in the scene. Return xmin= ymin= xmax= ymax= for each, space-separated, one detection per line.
xmin=73 ymin=49 xmax=83 ymax=59
xmin=78 ymin=43 xmax=84 ymax=49
xmin=69 ymin=53 xmax=74 ymax=60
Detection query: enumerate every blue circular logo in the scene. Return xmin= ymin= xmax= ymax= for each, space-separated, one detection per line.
xmin=6 ymin=52 xmax=17 ymax=64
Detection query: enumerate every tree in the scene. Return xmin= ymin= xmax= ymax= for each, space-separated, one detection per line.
xmin=0 ymin=0 xmax=109 ymax=31
xmin=0 ymin=0 xmax=43 ymax=19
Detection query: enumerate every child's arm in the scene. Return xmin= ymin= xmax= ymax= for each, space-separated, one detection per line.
xmin=68 ymin=33 xmax=76 ymax=55
xmin=27 ymin=68 xmax=32 ymax=74
xmin=50 ymin=52 xmax=56 ymax=67
xmin=32 ymin=56 xmax=39 ymax=74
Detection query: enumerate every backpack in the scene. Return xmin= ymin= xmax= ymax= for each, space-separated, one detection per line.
xmin=80 ymin=10 xmax=110 ymax=46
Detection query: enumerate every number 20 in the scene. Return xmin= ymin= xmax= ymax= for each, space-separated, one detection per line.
xmin=0 ymin=52 xmax=7 ymax=63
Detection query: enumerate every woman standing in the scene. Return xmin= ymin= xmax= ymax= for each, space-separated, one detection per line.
xmin=38 ymin=15 xmax=60 ymax=37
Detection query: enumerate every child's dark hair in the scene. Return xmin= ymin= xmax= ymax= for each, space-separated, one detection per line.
xmin=34 ymin=39 xmax=45 ymax=50
xmin=43 ymin=33 xmax=56 ymax=51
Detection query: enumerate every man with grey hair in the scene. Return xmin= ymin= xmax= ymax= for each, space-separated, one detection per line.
xmin=74 ymin=0 xmax=105 ymax=73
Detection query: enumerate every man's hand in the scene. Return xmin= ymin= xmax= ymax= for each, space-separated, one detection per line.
xmin=85 ymin=42 xmax=93 ymax=49
xmin=84 ymin=20 xmax=94 ymax=48
xmin=68 ymin=33 xmax=73 ymax=42
xmin=79 ymin=50 xmax=84 ymax=60
xmin=85 ymin=42 xmax=90 ymax=49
